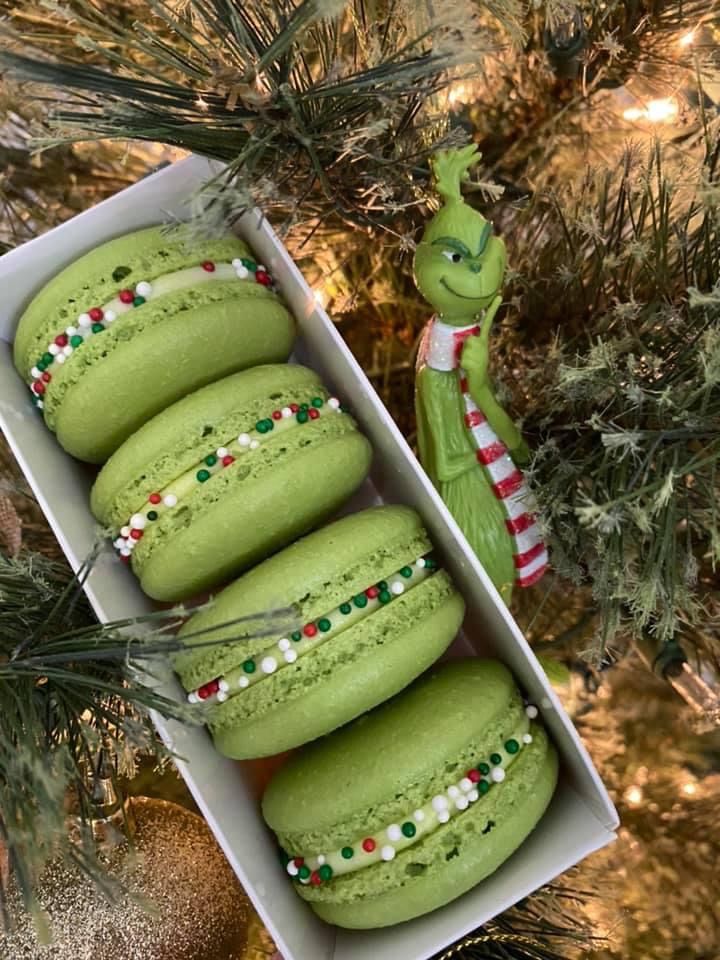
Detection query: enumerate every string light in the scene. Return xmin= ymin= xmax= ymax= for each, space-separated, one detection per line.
xmin=624 ymin=784 xmax=644 ymax=807
xmin=679 ymin=31 xmax=696 ymax=47
xmin=623 ymin=98 xmax=679 ymax=124
xmin=681 ymin=781 xmax=698 ymax=796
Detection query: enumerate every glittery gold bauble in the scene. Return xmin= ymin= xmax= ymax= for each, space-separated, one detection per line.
xmin=0 ymin=797 xmax=274 ymax=960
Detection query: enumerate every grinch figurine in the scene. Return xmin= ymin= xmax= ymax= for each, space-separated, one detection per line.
xmin=414 ymin=145 xmax=547 ymax=603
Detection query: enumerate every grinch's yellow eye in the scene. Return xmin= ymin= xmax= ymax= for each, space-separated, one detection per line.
xmin=442 ymin=250 xmax=463 ymax=263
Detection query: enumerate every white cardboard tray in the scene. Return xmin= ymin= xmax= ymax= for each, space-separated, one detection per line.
xmin=0 ymin=155 xmax=618 ymax=960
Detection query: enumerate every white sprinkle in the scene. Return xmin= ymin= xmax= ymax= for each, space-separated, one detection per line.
xmin=447 ymin=785 xmax=460 ymax=799
xmin=104 ymin=309 xmax=116 ymax=324
xmin=163 ymin=494 xmax=178 ymax=508
xmin=120 ymin=547 xmax=131 ymax=557
xmin=380 ymin=845 xmax=396 ymax=862
xmin=437 ymin=810 xmax=450 ymax=824
xmin=31 ymin=367 xmax=41 ymax=378
xmin=55 ymin=353 xmax=66 ymax=365
xmin=468 ymin=789 xmax=479 ymax=802
xmin=391 ymin=582 xmax=405 ymax=595
xmin=187 ymin=692 xmax=198 ymax=704
xmin=239 ymin=676 xmax=250 ymax=689
xmin=216 ymin=691 xmax=228 ymax=703
xmin=235 ymin=265 xmax=249 ymax=280
xmin=413 ymin=809 xmax=425 ymax=823
xmin=286 ymin=862 xmax=298 ymax=877
xmin=238 ymin=433 xmax=251 ymax=447
xmin=218 ymin=679 xmax=230 ymax=693
xmin=36 ymin=400 xmax=43 ymax=409
xmin=62 ymin=345 xmax=73 ymax=357
xmin=113 ymin=538 xmax=125 ymax=549
xmin=386 ymin=824 xmax=402 ymax=842
xmin=523 ymin=733 xmax=533 ymax=744
xmin=257 ymin=264 xmax=266 ymax=272
xmin=48 ymin=344 xmax=60 ymax=356
xmin=284 ymin=650 xmax=298 ymax=664
xmin=491 ymin=767 xmax=506 ymax=783
xmin=120 ymin=526 xmax=131 ymax=537
xmin=455 ymin=795 xmax=469 ymax=811
xmin=261 ymin=656 xmax=278 ymax=674
xmin=136 ymin=281 xmax=153 ymax=298
xmin=130 ymin=513 xmax=147 ymax=530
xmin=216 ymin=447 xmax=228 ymax=459
xmin=416 ymin=558 xmax=426 ymax=568
xmin=317 ymin=855 xmax=326 ymax=866
xmin=250 ymin=440 xmax=260 ymax=450
xmin=431 ymin=795 xmax=448 ymax=812
xmin=78 ymin=313 xmax=91 ymax=328
xmin=328 ymin=397 xmax=340 ymax=410
xmin=281 ymin=407 xmax=293 ymax=419
xmin=526 ymin=705 xmax=538 ymax=719
xmin=65 ymin=326 xmax=77 ymax=337
xmin=459 ymin=778 xmax=473 ymax=793
xmin=278 ymin=638 xmax=291 ymax=652
xmin=232 ymin=258 xmax=243 ymax=268
xmin=125 ymin=538 xmax=136 ymax=550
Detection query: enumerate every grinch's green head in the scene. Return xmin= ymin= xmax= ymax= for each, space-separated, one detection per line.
xmin=414 ymin=145 xmax=506 ymax=322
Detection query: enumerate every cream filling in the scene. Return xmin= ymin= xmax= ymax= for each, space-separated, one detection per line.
xmin=284 ymin=705 xmax=539 ymax=887
xmin=114 ymin=398 xmax=343 ymax=558
xmin=187 ymin=555 xmax=438 ymax=705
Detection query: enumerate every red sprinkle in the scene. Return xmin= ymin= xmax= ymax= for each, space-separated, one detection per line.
xmin=310 ymin=871 xmax=322 ymax=886
xmin=120 ymin=554 xmax=130 ymax=563
xmin=293 ymin=858 xmax=304 ymax=868
xmin=88 ymin=307 xmax=104 ymax=322
xmin=41 ymin=372 xmax=52 ymax=383
xmin=362 ymin=838 xmax=376 ymax=853
xmin=32 ymin=381 xmax=45 ymax=395
xmin=303 ymin=624 xmax=318 ymax=638
xmin=119 ymin=289 xmax=134 ymax=304
xmin=148 ymin=493 xmax=162 ymax=505
xmin=130 ymin=529 xmax=143 ymax=541
xmin=201 ymin=261 xmax=216 ymax=272
xmin=308 ymin=408 xmax=320 ymax=420
xmin=255 ymin=270 xmax=271 ymax=286
xmin=197 ymin=687 xmax=210 ymax=701
xmin=222 ymin=455 xmax=235 ymax=467
xmin=467 ymin=769 xmax=481 ymax=783
xmin=365 ymin=586 xmax=379 ymax=599
xmin=272 ymin=410 xmax=282 ymax=420
xmin=54 ymin=333 xmax=68 ymax=347
xmin=290 ymin=403 xmax=300 ymax=413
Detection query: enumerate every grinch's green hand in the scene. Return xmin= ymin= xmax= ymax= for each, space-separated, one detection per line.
xmin=460 ymin=294 xmax=502 ymax=387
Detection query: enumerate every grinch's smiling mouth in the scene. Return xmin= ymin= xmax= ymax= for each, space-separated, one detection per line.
xmin=440 ymin=278 xmax=484 ymax=301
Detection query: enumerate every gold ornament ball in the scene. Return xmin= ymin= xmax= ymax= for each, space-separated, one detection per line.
xmin=0 ymin=797 xmax=276 ymax=960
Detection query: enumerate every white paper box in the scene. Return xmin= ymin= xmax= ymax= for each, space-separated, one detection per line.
xmin=0 ymin=156 xmax=618 ymax=960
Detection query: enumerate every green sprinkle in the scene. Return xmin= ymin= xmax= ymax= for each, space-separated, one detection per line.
xmin=505 ymin=739 xmax=520 ymax=754
xmin=341 ymin=846 xmax=354 ymax=860
xmin=339 ymin=602 xmax=352 ymax=615
xmin=196 ymin=468 xmax=211 ymax=482
xmin=133 ymin=295 xmax=146 ymax=307
xmin=353 ymin=594 xmax=368 ymax=608
xmin=318 ymin=618 xmax=332 ymax=632
xmin=379 ymin=591 xmax=392 ymax=604
xmin=401 ymin=822 xmax=416 ymax=838
xmin=478 ymin=762 xmax=490 ymax=775
xmin=241 ymin=258 xmax=256 ymax=270
xmin=279 ymin=849 xmax=289 ymax=866
xmin=297 ymin=410 xmax=309 ymax=424
xmin=242 ymin=660 xmax=256 ymax=674
xmin=298 ymin=865 xmax=310 ymax=880
xmin=300 ymin=403 xmax=309 ymax=411
xmin=70 ymin=335 xmax=83 ymax=348
xmin=205 ymin=454 xmax=218 ymax=466
xmin=37 ymin=360 xmax=47 ymax=372
xmin=490 ymin=753 xmax=502 ymax=766
xmin=291 ymin=631 xmax=302 ymax=642
xmin=400 ymin=566 xmax=413 ymax=578
xmin=91 ymin=322 xmax=104 ymax=334
xmin=147 ymin=511 xmax=158 ymax=521
xmin=478 ymin=779 xmax=490 ymax=795
xmin=311 ymin=397 xmax=324 ymax=408
xmin=318 ymin=864 xmax=333 ymax=881
xmin=42 ymin=352 xmax=54 ymax=365
xmin=377 ymin=580 xmax=388 ymax=591
xmin=256 ymin=420 xmax=270 ymax=433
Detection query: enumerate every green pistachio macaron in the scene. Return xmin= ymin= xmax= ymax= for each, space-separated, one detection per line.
xmin=262 ymin=658 xmax=558 ymax=929
xmin=14 ymin=225 xmax=295 ymax=462
xmin=173 ymin=505 xmax=465 ymax=758
xmin=90 ymin=364 xmax=372 ymax=601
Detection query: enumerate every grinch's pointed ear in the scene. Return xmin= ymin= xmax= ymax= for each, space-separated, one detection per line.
xmin=430 ymin=145 xmax=481 ymax=203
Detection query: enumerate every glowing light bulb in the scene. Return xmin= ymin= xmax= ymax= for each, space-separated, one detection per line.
xmin=624 ymin=784 xmax=644 ymax=807
xmin=622 ymin=107 xmax=644 ymax=121
xmin=196 ymin=95 xmax=209 ymax=111
xmin=679 ymin=31 xmax=695 ymax=47
xmin=645 ymin=98 xmax=678 ymax=122
xmin=682 ymin=781 xmax=697 ymax=796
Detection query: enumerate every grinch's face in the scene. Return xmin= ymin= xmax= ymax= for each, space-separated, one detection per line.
xmin=414 ymin=207 xmax=506 ymax=322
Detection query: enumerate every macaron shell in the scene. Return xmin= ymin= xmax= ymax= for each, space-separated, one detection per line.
xmin=210 ymin=581 xmax=465 ymax=758
xmin=307 ymin=726 xmax=558 ymax=928
xmin=53 ymin=293 xmax=294 ymax=462
xmin=137 ymin=428 xmax=372 ymax=600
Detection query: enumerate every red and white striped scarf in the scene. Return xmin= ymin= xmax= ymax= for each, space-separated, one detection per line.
xmin=420 ymin=317 xmax=548 ymax=588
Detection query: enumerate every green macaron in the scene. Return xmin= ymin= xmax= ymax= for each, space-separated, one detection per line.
xmin=14 ymin=225 xmax=295 ymax=462
xmin=173 ymin=505 xmax=465 ymax=758
xmin=262 ymin=658 xmax=558 ymax=929
xmin=90 ymin=364 xmax=372 ymax=601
